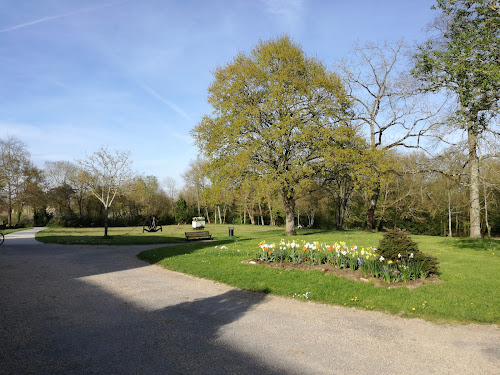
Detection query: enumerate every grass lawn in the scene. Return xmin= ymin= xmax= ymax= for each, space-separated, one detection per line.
xmin=2 ymin=228 xmax=32 ymax=235
xmin=36 ymin=225 xmax=192 ymax=245
xmin=37 ymin=225 xmax=500 ymax=324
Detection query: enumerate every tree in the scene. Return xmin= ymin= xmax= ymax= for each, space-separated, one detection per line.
xmin=129 ymin=175 xmax=165 ymax=217
xmin=77 ymin=146 xmax=133 ymax=237
xmin=0 ymin=137 xmax=32 ymax=226
xmin=412 ymin=0 xmax=500 ymax=237
xmin=192 ymin=35 xmax=351 ymax=236
xmin=337 ymin=40 xmax=445 ymax=231
xmin=174 ymin=197 xmax=189 ymax=224
xmin=182 ymin=159 xmax=209 ymax=217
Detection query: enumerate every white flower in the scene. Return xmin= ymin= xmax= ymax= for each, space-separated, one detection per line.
xmin=379 ymin=256 xmax=385 ymax=262
xmin=410 ymin=253 xmax=414 ymax=258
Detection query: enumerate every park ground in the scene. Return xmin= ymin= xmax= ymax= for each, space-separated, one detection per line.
xmin=0 ymin=226 xmax=498 ymax=374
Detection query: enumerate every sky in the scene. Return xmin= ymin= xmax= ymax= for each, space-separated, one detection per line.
xmin=0 ymin=0 xmax=438 ymax=189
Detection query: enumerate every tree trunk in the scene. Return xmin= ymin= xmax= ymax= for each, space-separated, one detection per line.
xmin=366 ymin=185 xmax=380 ymax=231
xmin=7 ymin=184 xmax=12 ymax=226
xmin=248 ymin=203 xmax=255 ymax=225
xmin=307 ymin=212 xmax=315 ymax=227
xmin=268 ymin=200 xmax=275 ymax=226
xmin=205 ymin=207 xmax=211 ymax=224
xmin=448 ymin=190 xmax=453 ymax=237
xmin=484 ymin=183 xmax=491 ymax=238
xmin=258 ymin=202 xmax=264 ymax=225
xmin=468 ymin=125 xmax=481 ymax=238
xmin=283 ymin=193 xmax=296 ymax=236
xmin=337 ymin=197 xmax=349 ymax=230
xmin=104 ymin=205 xmax=109 ymax=237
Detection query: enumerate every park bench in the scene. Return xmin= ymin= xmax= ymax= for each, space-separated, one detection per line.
xmin=185 ymin=231 xmax=213 ymax=240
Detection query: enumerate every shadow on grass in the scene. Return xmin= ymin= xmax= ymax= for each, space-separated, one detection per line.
xmin=138 ymin=238 xmax=252 ymax=263
xmin=453 ymin=237 xmax=500 ymax=252
xmin=35 ymin=234 xmax=187 ymax=246
xmin=297 ymin=229 xmax=338 ymax=236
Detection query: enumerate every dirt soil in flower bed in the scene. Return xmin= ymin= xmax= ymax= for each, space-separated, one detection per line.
xmin=243 ymin=260 xmax=441 ymax=289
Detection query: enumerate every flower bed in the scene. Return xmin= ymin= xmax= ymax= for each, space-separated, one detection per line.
xmin=256 ymin=239 xmax=435 ymax=283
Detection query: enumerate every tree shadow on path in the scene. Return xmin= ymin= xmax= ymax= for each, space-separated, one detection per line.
xmin=0 ymin=243 xmax=293 ymax=375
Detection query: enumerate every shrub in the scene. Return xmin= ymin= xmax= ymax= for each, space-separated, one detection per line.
xmin=378 ymin=228 xmax=419 ymax=259
xmin=378 ymin=229 xmax=440 ymax=276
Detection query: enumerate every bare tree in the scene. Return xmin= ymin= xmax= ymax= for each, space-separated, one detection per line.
xmin=182 ymin=159 xmax=209 ymax=217
xmin=77 ymin=146 xmax=133 ymax=237
xmin=337 ymin=40 xmax=445 ymax=231
xmin=0 ymin=137 xmax=32 ymax=226
xmin=163 ymin=176 xmax=178 ymax=212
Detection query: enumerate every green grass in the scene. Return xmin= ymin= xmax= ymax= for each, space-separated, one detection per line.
xmin=1 ymin=227 xmax=31 ymax=235
xmin=36 ymin=225 xmax=209 ymax=245
xmin=36 ymin=225 xmax=500 ymax=324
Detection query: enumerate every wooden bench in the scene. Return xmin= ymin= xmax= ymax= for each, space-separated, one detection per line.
xmin=185 ymin=231 xmax=213 ymax=240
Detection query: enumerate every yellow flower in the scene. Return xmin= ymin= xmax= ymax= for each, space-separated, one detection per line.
xmin=412 ymin=307 xmax=416 ymax=311
xmin=388 ymin=260 xmax=393 ymax=264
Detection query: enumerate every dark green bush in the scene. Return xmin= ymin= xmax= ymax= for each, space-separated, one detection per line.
xmin=378 ymin=229 xmax=419 ymax=259
xmin=378 ymin=228 xmax=440 ymax=276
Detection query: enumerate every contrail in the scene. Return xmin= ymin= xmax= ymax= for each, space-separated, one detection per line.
xmin=0 ymin=0 xmax=128 ymax=33
xmin=141 ymin=84 xmax=193 ymax=123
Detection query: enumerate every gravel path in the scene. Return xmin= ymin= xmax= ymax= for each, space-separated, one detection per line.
xmin=0 ymin=228 xmax=499 ymax=374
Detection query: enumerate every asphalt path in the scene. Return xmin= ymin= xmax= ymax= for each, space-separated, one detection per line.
xmin=0 ymin=228 xmax=499 ymax=374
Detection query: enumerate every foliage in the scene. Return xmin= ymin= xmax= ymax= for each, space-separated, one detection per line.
xmin=378 ymin=228 xmax=420 ymax=258
xmin=378 ymin=229 xmax=439 ymax=275
xmin=412 ymin=0 xmax=500 ymax=238
xmin=174 ymin=197 xmax=189 ymax=224
xmin=413 ymin=0 xmax=499 ymax=126
xmin=192 ymin=35 xmax=353 ymax=236
xmin=255 ymin=237 xmax=437 ymax=282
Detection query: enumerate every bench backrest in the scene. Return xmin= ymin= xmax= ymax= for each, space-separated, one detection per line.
xmin=186 ymin=231 xmax=209 ymax=236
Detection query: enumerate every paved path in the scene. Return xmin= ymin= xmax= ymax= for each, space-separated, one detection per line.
xmin=0 ymin=229 xmax=499 ymax=374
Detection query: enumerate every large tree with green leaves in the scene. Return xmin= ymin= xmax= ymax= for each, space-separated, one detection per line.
xmin=412 ymin=0 xmax=500 ymax=237
xmin=192 ymin=36 xmax=352 ymax=235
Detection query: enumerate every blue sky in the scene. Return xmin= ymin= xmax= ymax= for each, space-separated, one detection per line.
xmin=0 ymin=0 xmax=437 ymax=188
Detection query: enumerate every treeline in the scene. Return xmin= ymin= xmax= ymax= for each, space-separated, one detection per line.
xmin=1 ymin=137 xmax=499 ymax=236
xmin=0 ymin=138 xmax=177 ymax=229
xmin=179 ymin=153 xmax=500 ymax=237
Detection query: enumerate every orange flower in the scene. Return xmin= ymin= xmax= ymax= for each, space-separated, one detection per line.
xmin=302 ymin=246 xmax=307 ymax=252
